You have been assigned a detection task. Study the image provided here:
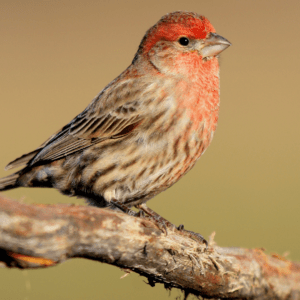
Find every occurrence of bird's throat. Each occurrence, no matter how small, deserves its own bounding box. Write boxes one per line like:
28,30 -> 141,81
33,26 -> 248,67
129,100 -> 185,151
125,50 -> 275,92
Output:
176,58 -> 220,132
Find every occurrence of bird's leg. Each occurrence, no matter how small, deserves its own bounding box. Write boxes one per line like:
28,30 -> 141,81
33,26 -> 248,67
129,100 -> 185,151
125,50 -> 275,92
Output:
110,201 -> 207,247
110,199 -> 138,217
136,203 -> 175,231
136,203 -> 207,247
109,200 -> 167,233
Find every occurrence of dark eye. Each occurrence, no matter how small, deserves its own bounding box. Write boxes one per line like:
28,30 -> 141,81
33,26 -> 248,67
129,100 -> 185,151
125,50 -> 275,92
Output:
178,37 -> 189,46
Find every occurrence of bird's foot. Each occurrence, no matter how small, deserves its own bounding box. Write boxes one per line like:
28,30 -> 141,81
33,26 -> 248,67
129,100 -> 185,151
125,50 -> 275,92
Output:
110,201 -> 171,234
135,203 -> 175,234
177,224 -> 208,248
110,201 -> 207,247
136,204 -> 207,247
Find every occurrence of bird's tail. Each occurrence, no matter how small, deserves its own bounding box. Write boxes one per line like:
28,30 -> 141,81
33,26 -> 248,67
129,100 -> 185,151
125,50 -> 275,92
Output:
0,172 -> 20,191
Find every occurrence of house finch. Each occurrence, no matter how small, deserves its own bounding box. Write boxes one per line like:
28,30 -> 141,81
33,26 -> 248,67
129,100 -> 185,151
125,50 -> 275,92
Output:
0,11 -> 230,235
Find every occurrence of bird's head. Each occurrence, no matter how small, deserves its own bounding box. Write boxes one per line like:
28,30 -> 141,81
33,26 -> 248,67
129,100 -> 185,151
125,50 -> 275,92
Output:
137,11 -> 231,76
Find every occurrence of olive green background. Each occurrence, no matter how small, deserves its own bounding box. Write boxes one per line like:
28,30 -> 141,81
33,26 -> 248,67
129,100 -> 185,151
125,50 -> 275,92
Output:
0,0 -> 299,299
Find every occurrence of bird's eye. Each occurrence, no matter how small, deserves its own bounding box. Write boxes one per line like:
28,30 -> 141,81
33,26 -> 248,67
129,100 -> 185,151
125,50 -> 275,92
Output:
178,37 -> 189,46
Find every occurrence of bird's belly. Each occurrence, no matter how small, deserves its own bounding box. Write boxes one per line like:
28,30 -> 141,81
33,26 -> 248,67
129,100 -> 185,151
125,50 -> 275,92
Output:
56,125 -> 210,207
100,137 -> 206,205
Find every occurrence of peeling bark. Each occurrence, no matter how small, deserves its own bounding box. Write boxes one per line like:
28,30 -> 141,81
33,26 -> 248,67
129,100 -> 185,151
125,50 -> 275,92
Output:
0,194 -> 299,299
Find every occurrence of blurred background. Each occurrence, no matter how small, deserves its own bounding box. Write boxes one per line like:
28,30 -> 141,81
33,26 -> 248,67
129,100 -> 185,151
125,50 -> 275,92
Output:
0,0 -> 299,299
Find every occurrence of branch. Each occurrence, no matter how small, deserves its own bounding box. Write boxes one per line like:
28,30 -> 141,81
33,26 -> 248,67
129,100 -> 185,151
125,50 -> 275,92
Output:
0,195 -> 299,299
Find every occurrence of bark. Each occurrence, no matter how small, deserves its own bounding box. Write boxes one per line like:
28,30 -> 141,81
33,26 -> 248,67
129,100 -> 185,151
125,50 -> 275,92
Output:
0,194 -> 299,299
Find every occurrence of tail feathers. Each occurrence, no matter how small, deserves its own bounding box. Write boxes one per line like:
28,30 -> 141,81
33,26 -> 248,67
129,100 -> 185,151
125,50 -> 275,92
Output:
5,149 -> 40,171
0,173 -> 20,191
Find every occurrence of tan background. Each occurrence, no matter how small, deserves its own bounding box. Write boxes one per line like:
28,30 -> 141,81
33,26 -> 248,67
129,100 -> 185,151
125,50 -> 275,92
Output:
1,0 -> 300,299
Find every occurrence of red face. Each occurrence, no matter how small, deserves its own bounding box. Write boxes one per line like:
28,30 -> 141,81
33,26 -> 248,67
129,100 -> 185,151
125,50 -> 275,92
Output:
142,12 -> 216,54
139,12 -> 230,78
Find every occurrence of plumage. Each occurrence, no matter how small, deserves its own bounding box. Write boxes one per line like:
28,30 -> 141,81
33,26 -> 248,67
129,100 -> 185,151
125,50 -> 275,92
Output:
0,11 -> 230,209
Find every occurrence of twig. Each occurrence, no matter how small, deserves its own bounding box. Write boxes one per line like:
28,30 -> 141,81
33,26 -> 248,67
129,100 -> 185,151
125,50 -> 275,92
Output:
0,194 -> 299,299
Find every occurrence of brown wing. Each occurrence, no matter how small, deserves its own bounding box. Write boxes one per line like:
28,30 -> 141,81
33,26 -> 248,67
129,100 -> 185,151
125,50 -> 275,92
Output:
5,99 -> 143,170
5,73 -> 159,170
29,105 -> 143,165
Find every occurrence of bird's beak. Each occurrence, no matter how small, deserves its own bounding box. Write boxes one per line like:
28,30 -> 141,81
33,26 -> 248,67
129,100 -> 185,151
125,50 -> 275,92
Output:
199,32 -> 231,58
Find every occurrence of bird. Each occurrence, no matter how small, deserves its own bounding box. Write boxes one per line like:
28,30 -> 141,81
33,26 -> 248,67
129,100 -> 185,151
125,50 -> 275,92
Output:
0,11 -> 230,236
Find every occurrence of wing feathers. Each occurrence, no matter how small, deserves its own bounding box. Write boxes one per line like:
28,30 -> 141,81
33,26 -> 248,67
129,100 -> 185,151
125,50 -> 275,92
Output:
7,76 -> 152,169
5,149 -> 40,170
29,112 -> 142,165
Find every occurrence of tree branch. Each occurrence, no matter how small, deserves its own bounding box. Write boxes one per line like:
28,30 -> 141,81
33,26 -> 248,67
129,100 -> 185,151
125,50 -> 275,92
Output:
0,194 -> 299,299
